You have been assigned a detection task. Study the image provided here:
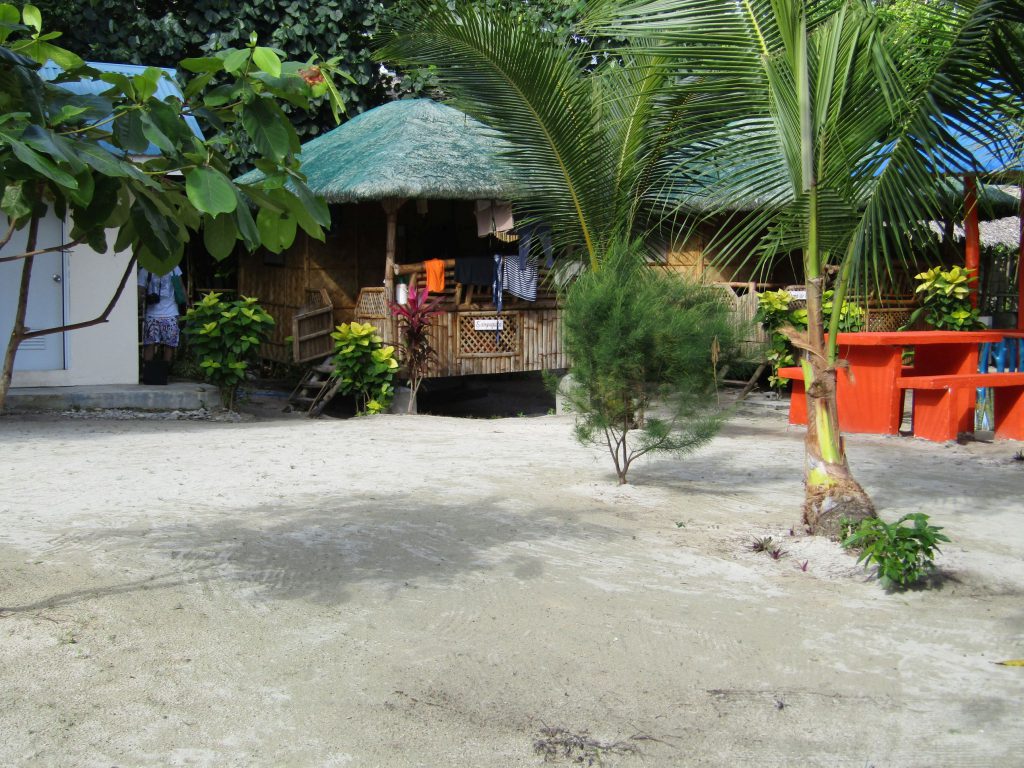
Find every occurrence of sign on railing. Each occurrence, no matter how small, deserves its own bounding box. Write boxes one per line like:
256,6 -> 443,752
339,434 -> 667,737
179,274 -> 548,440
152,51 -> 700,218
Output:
473,318 -> 505,331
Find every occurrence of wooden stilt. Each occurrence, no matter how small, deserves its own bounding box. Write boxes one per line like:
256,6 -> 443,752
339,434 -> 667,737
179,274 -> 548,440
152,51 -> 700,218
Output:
964,175 -> 980,309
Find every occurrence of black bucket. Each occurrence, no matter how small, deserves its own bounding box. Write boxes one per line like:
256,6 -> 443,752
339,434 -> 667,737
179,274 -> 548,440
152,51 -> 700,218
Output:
141,360 -> 169,386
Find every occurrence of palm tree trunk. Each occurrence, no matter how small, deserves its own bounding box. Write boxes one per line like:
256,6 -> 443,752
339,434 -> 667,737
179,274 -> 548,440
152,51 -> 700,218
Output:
795,18 -> 874,538
800,199 -> 875,537
0,214 -> 40,413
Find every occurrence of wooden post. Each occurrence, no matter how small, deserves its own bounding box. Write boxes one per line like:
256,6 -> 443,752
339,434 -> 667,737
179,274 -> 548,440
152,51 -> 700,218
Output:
964,175 -> 980,308
381,198 -> 406,304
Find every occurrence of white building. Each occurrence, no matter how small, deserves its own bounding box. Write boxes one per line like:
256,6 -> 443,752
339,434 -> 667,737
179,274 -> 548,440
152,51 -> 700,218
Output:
0,62 -> 200,388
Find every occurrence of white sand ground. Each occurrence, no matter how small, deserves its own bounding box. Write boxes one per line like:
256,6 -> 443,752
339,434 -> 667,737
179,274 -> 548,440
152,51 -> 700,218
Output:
1,407 -> 1023,767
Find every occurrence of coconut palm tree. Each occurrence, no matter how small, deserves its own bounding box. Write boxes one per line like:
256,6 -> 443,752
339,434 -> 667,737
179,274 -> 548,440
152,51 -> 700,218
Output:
593,0 -> 1024,535
380,0 -> 1024,535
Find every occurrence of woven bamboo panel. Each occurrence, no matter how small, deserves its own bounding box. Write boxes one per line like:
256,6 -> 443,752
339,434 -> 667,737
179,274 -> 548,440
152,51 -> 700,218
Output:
458,312 -> 520,357
865,308 -> 912,332
355,287 -> 388,319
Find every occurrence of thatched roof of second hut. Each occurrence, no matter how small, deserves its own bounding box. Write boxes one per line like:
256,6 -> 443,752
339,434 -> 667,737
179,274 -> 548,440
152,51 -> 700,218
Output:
247,98 -> 511,203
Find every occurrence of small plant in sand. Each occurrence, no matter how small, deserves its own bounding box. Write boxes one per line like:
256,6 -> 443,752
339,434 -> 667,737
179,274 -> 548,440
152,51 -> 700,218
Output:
559,240 -> 739,484
184,293 -> 275,411
389,284 -> 443,413
842,513 -> 950,588
329,322 -> 398,415
750,536 -> 786,560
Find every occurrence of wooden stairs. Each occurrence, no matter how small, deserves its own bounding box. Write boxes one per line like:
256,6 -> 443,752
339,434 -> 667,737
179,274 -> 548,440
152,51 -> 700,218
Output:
288,357 -> 342,417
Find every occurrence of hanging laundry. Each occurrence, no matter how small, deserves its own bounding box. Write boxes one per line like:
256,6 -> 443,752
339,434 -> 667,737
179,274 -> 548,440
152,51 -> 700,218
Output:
516,224 -> 554,269
475,199 -> 514,237
455,256 -> 494,287
492,254 -> 504,312
492,254 -> 504,347
503,253 -> 538,301
424,258 -> 446,293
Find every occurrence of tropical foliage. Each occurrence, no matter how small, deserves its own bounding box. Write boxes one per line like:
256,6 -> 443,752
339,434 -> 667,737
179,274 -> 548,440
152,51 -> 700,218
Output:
380,0 -> 1024,535
183,292 -> 275,410
907,266 -> 985,331
34,0 -> 587,141
0,3 -> 345,410
560,241 -> 739,484
756,289 -> 864,389
329,321 -> 398,415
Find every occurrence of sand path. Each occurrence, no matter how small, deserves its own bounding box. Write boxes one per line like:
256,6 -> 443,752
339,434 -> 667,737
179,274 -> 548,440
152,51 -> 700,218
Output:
1,411 -> 1022,766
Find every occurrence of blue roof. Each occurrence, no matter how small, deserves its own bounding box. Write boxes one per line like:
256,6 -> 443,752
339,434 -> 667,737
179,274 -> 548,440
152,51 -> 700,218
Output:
39,60 -> 203,155
937,122 -> 1022,176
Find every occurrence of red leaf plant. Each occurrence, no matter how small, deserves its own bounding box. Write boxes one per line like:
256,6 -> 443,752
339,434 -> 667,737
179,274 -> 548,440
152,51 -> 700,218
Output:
389,284 -> 444,413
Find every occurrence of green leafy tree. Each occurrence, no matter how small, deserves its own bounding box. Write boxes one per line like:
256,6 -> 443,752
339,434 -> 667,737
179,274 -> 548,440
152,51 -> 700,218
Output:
34,0 -> 380,139
381,0 -> 1024,536
561,241 -> 739,484
0,4 -> 346,410
34,0 -> 589,141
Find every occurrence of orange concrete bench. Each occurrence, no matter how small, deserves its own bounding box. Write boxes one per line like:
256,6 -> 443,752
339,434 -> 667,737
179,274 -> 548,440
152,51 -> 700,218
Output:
896,372 -> 1024,442
779,365 -> 913,432
778,366 -> 807,426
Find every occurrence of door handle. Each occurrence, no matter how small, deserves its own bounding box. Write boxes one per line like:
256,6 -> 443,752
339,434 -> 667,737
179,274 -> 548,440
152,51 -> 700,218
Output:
52,273 -> 62,283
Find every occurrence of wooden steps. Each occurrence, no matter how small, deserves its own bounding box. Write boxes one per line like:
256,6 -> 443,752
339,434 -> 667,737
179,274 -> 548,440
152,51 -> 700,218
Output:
288,357 -> 343,417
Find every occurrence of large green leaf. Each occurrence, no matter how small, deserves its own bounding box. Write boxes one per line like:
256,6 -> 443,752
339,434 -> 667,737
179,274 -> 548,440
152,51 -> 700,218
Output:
203,213 -> 237,261
241,97 -> 292,160
252,47 -> 282,77
256,206 -> 297,253
113,111 -> 148,153
1,133 -> 78,188
185,167 -> 237,215
1,182 -> 31,220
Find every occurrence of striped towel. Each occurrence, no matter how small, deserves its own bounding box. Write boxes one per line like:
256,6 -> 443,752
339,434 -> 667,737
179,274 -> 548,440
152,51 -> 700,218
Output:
502,254 -> 537,301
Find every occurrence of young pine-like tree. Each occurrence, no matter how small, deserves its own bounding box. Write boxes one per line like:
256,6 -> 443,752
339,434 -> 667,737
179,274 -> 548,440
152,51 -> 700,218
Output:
561,241 -> 740,484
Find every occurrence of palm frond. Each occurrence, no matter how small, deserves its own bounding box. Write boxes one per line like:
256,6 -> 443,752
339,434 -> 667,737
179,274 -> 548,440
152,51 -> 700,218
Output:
378,2 -> 622,267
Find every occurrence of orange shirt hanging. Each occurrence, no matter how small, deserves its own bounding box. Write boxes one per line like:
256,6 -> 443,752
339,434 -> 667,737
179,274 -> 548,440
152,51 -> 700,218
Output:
424,259 -> 445,293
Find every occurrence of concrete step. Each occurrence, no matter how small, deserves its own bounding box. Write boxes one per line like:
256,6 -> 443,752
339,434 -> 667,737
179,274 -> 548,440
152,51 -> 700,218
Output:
6,382 -> 222,412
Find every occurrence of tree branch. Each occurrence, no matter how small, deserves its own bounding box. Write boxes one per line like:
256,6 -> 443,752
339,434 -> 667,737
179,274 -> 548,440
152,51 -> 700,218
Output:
0,239 -> 82,263
0,219 -> 16,250
22,254 -> 138,340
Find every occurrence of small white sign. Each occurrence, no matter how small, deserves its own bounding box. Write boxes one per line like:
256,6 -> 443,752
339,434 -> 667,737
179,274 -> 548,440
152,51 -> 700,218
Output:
474,318 -> 504,331
787,289 -> 807,300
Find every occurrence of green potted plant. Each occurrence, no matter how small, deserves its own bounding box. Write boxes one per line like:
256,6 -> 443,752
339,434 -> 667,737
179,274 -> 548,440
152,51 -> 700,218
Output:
329,322 -> 398,415
183,293 -> 275,411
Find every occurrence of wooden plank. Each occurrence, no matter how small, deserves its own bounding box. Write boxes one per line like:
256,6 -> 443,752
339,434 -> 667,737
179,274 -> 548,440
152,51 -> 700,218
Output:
897,372 -> 1024,390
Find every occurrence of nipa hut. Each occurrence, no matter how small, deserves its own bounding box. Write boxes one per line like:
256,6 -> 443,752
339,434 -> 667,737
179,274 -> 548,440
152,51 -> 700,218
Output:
237,98 -> 568,376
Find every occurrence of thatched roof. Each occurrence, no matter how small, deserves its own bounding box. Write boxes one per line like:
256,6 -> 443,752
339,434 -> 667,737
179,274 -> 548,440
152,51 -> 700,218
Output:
239,99 -> 511,202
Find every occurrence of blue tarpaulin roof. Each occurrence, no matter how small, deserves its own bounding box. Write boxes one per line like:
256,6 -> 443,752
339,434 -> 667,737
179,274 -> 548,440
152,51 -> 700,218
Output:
39,60 -> 203,155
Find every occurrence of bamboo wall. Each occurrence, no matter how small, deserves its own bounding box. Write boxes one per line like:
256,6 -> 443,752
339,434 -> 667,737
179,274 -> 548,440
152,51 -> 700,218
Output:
238,203 -> 389,361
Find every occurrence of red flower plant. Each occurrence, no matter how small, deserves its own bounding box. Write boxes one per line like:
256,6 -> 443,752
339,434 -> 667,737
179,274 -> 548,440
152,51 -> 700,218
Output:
389,284 -> 444,413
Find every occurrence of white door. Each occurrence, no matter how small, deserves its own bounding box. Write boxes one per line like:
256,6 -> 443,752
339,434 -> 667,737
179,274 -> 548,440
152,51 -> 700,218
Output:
0,215 -> 66,371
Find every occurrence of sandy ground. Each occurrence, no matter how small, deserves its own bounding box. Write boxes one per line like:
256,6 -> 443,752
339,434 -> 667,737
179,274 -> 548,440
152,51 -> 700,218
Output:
1,404 -> 1023,767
